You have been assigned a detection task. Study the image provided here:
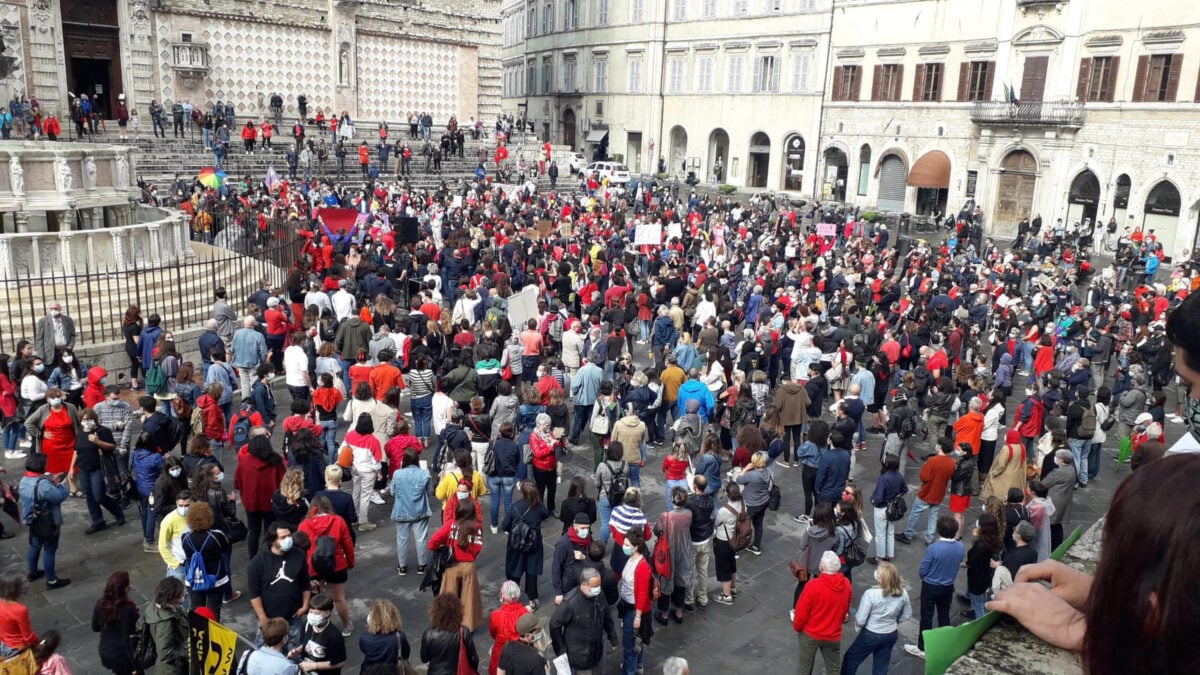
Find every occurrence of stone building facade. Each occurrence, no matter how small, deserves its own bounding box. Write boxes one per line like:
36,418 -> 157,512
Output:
3,0 -> 500,129
502,0 -> 1200,258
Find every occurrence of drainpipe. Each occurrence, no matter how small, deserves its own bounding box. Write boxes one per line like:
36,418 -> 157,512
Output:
812,1 -> 836,202
655,0 -> 669,176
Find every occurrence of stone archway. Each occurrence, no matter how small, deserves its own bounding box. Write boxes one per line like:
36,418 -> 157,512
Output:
782,134 -> 805,192
1067,170 -> 1100,228
669,125 -> 688,175
708,128 -> 729,183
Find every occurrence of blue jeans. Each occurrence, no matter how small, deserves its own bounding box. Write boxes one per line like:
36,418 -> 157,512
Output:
968,591 -> 988,619
598,496 -> 613,543
411,395 -> 433,440
139,495 -> 155,544
665,479 -> 689,510
27,533 -> 59,580
3,422 -> 23,450
1069,438 -> 1089,485
655,406 -> 672,442
487,475 -> 515,528
621,607 -> 644,675
628,463 -> 641,488
394,519 -> 430,569
840,628 -> 898,675
340,358 -> 354,394
903,498 -> 940,544
321,420 -> 339,465
570,403 -> 591,444
79,466 -> 124,526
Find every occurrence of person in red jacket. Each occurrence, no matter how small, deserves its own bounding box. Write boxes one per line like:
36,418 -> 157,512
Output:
298,495 -> 356,633
228,403 -> 265,454
234,436 -> 286,559
81,367 -> 108,409
240,120 -> 257,154
259,119 -> 273,149
529,414 -> 561,510
619,528 -> 655,675
42,114 -> 60,141
358,141 -> 370,177
793,551 -> 853,675
196,384 -> 227,449
428,500 -> 485,630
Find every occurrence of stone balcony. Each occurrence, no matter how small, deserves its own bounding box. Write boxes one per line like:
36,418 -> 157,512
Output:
171,42 -> 210,84
970,100 -> 1085,128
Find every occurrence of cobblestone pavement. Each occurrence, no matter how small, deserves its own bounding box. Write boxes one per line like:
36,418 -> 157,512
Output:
0,366 -> 1170,674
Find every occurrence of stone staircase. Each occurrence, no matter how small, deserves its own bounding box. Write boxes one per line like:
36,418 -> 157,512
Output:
118,130 -> 560,193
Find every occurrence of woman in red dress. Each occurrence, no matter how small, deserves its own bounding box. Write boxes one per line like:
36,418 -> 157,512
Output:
25,388 -> 80,494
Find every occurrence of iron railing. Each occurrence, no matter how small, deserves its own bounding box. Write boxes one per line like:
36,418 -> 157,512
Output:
970,100 -> 1085,127
0,234 -> 304,354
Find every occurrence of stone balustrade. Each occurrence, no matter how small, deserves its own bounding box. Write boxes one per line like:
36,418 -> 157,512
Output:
0,206 -> 194,280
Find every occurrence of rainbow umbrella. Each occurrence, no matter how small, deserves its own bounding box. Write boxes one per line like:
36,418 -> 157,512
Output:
197,167 -> 226,189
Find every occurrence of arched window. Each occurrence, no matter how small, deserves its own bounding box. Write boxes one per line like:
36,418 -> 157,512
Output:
782,134 -> 805,191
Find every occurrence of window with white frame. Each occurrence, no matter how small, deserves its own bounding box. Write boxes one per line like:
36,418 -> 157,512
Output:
628,57 -> 643,93
798,0 -> 816,9
598,0 -> 610,25
733,0 -> 749,15
696,55 -> 714,92
764,0 -> 781,12
702,0 -> 717,17
594,59 -> 608,92
542,2 -> 552,32
563,0 -> 577,30
753,55 -> 780,92
526,64 -> 536,95
564,57 -> 577,92
726,54 -> 745,93
790,52 -> 812,92
668,58 -> 686,94
542,59 -> 553,94
672,0 -> 687,21
631,0 -> 644,23
527,2 -> 536,36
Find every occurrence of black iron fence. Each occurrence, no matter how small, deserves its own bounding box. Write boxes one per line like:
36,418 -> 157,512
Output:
0,237 -> 304,354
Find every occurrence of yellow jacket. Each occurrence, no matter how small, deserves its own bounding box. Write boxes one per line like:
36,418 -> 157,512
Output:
158,510 -> 189,569
435,469 -> 488,503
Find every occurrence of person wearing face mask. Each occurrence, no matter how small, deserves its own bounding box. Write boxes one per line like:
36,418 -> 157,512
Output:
551,513 -> 594,608
17,357 -> 49,443
549,567 -> 618,674
502,481 -> 550,611
72,408 -> 126,534
248,523 -> 311,649
496,613 -> 548,675
46,349 -> 87,409
24,387 -> 81,496
158,491 -> 193,584
616,528 -> 654,675
289,593 -> 346,673
143,576 -> 189,675
33,301 -> 75,367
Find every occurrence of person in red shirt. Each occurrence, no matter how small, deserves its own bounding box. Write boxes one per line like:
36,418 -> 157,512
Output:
348,351 -> 372,394
897,438 -> 957,545
233,436 -> 286,559
263,297 -> 289,375
661,442 -> 691,510
358,141 -> 371,178
368,350 -> 404,401
427,500 -> 485,630
240,120 -> 257,154
0,569 -> 38,653
259,120 -> 273,149
297,496 -> 355,630
793,551 -> 853,673
280,399 -> 322,439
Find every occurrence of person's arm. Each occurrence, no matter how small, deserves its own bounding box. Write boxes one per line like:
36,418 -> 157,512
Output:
855,590 -> 875,630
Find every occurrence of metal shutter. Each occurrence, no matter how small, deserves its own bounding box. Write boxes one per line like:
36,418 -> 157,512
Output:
878,156 -> 907,212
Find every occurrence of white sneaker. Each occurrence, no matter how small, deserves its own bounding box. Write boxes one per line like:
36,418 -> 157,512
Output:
370,493 -> 386,505
904,645 -> 925,659
1167,414 -> 1184,424
4,450 -> 26,459
490,525 -> 499,535
17,439 -> 31,449
789,609 -> 795,622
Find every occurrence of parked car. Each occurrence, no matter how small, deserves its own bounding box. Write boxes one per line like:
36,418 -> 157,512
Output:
584,161 -> 632,184
566,152 -> 587,174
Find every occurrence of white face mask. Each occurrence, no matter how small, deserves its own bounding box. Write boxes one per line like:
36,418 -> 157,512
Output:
456,490 -> 469,500
575,526 -> 590,538
278,536 -> 294,552
586,585 -> 601,598
176,505 -> 189,517
216,472 -> 225,482
169,468 -> 182,478
48,397 -> 62,407
307,612 -> 327,628
62,356 -> 73,364
81,420 -> 96,431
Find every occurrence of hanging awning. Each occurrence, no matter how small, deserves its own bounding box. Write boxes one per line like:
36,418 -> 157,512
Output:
907,150 -> 950,189
586,129 -> 609,143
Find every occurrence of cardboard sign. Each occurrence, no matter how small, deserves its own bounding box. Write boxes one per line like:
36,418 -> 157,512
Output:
634,223 -> 663,246
507,285 -> 540,328
817,222 -> 837,237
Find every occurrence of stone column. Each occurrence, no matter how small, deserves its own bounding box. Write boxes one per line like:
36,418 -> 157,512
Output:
148,222 -> 162,266
93,207 -> 105,229
111,230 -> 126,271
0,237 -> 12,281
58,231 -> 73,275
14,212 -> 29,233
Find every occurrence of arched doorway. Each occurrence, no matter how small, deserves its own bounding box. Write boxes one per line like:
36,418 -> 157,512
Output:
747,132 -> 770,188
782,135 -> 805,192
1112,174 -> 1131,225
877,154 -> 907,212
994,149 -> 1038,238
1143,181 -> 1181,259
561,108 -> 576,149
708,129 -> 729,183
823,147 -> 848,201
909,150 -> 951,217
62,0 -> 123,118
856,145 -> 871,196
1067,170 -> 1100,229
669,126 -> 688,176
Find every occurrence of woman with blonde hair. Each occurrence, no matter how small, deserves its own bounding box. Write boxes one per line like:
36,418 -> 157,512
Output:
358,598 -> 411,671
841,560 -> 912,674
270,467 -> 310,531
734,451 -> 773,555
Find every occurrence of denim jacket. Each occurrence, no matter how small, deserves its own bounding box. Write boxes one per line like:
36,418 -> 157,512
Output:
390,466 -> 432,522
19,475 -> 68,527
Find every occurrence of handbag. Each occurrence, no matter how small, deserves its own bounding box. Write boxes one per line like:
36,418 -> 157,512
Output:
224,514 -> 249,544
589,400 -> 612,435
789,546 -> 812,582
456,626 -> 478,675
397,632 -> 419,675
28,479 -> 59,540
839,524 -> 867,567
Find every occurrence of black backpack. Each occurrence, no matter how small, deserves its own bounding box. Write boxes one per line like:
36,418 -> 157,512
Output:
604,461 -> 628,505
312,535 -> 338,576
509,506 -> 540,554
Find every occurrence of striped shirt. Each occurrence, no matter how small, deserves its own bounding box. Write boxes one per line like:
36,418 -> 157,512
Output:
93,399 -> 134,450
609,504 -> 647,542
407,369 -> 435,398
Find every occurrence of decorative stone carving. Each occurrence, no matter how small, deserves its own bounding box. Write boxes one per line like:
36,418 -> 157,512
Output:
30,0 -> 51,27
114,154 -> 129,189
8,156 -> 23,196
0,238 -> 11,280
54,154 -> 72,193
129,0 -> 151,33
83,155 -> 97,190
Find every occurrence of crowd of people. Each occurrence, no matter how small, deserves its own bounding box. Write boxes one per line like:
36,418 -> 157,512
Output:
0,131 -> 1198,675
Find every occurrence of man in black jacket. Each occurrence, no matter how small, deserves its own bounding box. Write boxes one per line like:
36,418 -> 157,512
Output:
683,476 -> 715,611
550,567 -> 618,673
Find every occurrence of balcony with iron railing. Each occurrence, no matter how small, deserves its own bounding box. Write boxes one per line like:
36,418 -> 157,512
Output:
969,100 -> 1085,127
